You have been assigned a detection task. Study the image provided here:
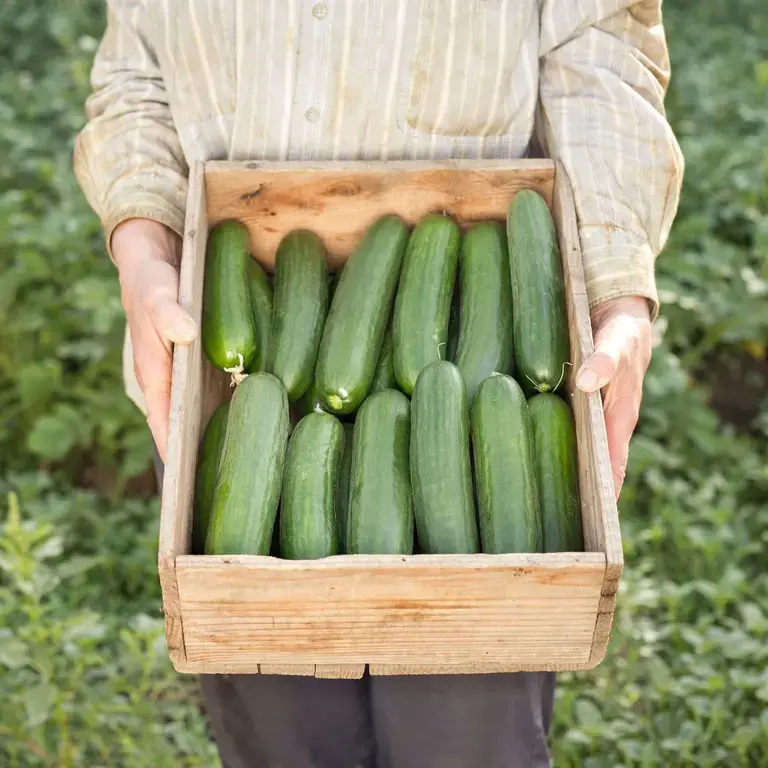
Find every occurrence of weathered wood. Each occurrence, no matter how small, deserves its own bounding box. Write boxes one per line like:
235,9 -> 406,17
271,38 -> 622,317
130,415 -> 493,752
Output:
552,162 -> 623,665
174,554 -> 604,670
159,160 -> 207,668
204,159 -> 556,270
157,158 -> 622,675
314,665 -> 367,680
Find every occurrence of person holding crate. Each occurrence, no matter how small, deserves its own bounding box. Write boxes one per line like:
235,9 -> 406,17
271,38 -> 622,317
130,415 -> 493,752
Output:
74,2 -> 683,766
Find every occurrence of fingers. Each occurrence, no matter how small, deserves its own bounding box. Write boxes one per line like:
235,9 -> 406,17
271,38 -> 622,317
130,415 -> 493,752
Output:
137,339 -> 172,463
603,378 -> 641,500
576,314 -> 637,393
575,299 -> 653,500
130,313 -> 173,462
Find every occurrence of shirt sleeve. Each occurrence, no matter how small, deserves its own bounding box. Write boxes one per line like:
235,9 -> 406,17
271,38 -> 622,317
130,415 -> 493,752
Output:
537,0 -> 684,319
73,2 -> 188,257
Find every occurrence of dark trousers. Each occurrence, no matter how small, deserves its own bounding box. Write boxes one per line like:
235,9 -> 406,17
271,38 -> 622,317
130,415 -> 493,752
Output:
153,448 -> 556,768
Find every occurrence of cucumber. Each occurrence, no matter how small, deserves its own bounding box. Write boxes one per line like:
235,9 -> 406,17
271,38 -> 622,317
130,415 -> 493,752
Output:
280,413 -> 344,560
205,373 -> 290,555
471,374 -> 542,553
347,390 -> 413,555
267,230 -> 329,401
445,274 -> 460,363
192,402 -> 229,554
336,422 -> 355,551
507,190 -> 569,395
455,222 -> 514,403
315,215 -> 409,414
202,220 -> 257,371
410,361 -> 479,554
246,257 -> 273,373
529,394 -> 583,552
369,326 -> 397,394
393,215 -> 461,394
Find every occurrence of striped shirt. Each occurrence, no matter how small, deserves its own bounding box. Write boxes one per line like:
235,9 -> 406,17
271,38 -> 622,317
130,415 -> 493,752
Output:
74,0 -> 683,412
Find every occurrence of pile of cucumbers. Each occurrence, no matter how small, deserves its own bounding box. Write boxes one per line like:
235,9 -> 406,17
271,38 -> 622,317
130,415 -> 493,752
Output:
194,190 -> 583,559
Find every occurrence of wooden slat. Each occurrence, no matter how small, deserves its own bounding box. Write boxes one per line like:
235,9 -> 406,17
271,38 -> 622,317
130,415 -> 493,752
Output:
552,162 -> 623,665
159,160 -> 208,670
204,159 -> 555,270
314,665 -> 367,680
260,665 -> 316,676
174,553 -> 604,670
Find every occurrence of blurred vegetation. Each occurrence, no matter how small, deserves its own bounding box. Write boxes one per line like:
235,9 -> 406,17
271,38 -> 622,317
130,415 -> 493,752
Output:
0,0 -> 766,765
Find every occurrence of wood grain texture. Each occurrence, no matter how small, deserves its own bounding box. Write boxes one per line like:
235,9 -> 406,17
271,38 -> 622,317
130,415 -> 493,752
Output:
552,162 -> 623,665
204,159 -> 555,270
174,553 -> 604,670
259,665 -> 316,676
159,161 -> 208,669
314,665 -> 367,679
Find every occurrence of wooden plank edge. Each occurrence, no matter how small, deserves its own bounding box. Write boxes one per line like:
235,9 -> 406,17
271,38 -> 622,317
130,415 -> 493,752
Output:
159,158 -> 206,560
175,551 -> 607,570
171,660 -> 598,676
158,555 -> 187,671
260,665 -> 316,676
205,158 -> 557,174
158,160 -> 207,674
553,162 -> 623,571
369,660 -> 594,675
314,665 -> 366,680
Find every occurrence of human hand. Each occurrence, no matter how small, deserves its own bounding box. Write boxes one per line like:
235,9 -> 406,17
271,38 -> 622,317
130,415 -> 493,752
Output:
575,296 -> 653,500
113,219 -> 197,462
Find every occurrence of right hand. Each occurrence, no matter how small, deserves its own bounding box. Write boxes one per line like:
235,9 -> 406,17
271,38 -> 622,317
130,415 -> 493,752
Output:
112,218 -> 197,462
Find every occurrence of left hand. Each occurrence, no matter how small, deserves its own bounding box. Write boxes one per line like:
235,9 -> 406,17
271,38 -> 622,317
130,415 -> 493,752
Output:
575,296 -> 652,500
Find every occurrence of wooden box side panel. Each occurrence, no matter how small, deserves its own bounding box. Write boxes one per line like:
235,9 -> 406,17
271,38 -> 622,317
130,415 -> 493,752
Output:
552,162 -> 623,664
158,161 -> 209,668
203,159 -> 555,269
175,553 -> 604,671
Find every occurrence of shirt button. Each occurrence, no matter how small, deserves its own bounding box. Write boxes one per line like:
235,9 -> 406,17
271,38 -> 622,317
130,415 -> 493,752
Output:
312,3 -> 328,20
305,107 -> 320,123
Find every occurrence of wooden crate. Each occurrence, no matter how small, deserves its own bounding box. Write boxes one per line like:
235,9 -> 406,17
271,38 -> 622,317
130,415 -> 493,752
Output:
159,159 -> 622,678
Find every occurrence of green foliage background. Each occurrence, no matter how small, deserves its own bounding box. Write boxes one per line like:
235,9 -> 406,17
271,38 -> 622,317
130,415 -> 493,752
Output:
0,1 -> 766,765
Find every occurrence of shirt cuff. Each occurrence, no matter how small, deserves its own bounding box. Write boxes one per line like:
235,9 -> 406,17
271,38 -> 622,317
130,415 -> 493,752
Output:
103,201 -> 186,264
580,241 -> 660,322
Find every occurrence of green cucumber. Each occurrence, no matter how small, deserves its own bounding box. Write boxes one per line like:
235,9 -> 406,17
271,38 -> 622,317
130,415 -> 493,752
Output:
507,190 -> 569,395
192,402 -> 229,554
347,390 -> 413,554
455,222 -> 514,403
445,275 -> 460,363
280,413 -> 344,560
246,257 -> 273,373
267,230 -> 329,401
369,326 -> 397,394
202,220 -> 257,371
315,215 -> 409,414
529,394 -> 583,552
410,361 -> 479,554
393,215 -> 461,394
205,373 -> 290,555
335,422 -> 355,551
471,374 -> 542,553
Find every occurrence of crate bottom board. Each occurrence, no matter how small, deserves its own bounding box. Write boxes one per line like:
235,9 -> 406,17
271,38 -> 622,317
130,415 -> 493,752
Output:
168,552 -> 607,675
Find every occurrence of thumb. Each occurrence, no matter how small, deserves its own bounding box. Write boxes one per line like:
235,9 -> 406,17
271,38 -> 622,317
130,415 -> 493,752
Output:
575,318 -> 629,393
150,292 -> 198,346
